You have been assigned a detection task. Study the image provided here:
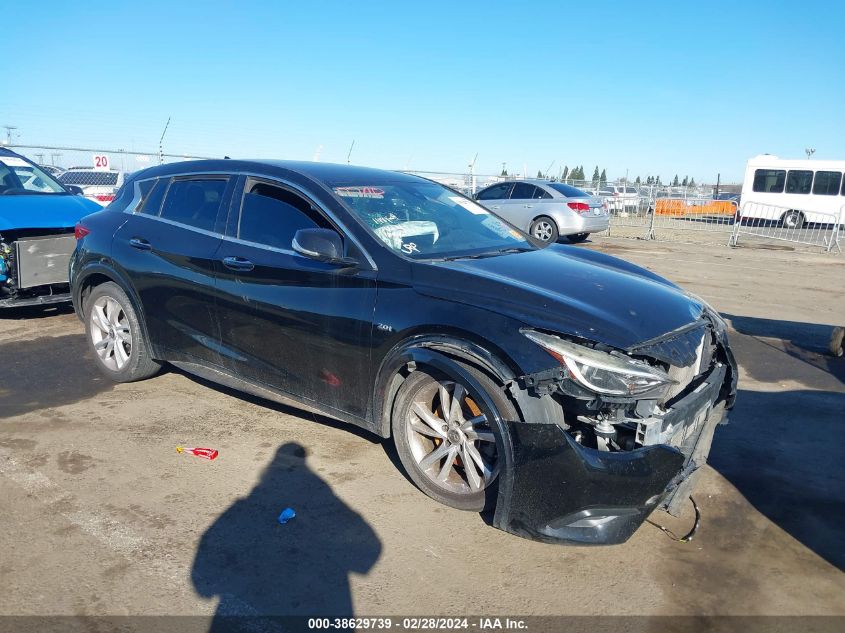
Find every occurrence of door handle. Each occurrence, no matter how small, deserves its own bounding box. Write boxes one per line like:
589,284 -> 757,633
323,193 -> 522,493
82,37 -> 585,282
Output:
129,237 -> 151,251
222,256 -> 255,272
525,204 -> 534,208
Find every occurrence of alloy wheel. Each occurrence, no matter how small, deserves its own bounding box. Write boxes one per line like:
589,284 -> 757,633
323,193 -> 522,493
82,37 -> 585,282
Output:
532,221 -> 554,242
405,379 -> 499,495
89,296 -> 132,371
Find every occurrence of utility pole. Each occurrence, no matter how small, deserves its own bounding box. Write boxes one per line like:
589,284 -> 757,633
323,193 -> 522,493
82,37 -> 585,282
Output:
3,125 -> 18,145
50,152 -> 62,166
159,117 -> 171,165
35,153 -> 45,165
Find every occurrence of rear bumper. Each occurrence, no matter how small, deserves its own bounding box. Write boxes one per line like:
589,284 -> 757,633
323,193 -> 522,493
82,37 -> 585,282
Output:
566,214 -> 609,234
494,362 -> 732,544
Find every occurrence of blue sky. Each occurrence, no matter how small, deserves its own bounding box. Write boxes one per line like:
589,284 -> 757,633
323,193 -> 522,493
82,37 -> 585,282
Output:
2,0 -> 843,182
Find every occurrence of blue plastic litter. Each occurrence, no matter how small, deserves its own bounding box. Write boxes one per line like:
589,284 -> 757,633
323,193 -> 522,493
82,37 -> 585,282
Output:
277,507 -> 296,524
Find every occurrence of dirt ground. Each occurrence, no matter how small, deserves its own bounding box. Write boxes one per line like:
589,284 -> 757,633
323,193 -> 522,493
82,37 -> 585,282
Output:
1,236 -> 843,620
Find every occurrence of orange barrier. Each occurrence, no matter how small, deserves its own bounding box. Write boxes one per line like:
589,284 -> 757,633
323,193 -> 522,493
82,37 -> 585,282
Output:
655,199 -> 737,216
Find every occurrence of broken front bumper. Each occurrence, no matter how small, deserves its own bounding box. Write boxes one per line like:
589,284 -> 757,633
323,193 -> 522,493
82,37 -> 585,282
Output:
494,363 -> 730,545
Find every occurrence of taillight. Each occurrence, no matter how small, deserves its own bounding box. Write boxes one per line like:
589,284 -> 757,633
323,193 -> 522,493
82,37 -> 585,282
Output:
94,194 -> 115,202
74,223 -> 90,240
567,202 -> 590,213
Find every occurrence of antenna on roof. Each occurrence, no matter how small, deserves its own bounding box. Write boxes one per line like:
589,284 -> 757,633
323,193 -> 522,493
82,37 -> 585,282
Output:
347,140 -> 355,165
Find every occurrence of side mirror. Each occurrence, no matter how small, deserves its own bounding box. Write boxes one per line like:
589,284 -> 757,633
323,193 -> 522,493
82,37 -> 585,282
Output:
292,228 -> 358,267
64,185 -> 84,195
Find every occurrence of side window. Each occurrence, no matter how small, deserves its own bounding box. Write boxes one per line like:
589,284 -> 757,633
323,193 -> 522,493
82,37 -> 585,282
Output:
752,169 -> 785,193
511,183 -> 537,199
238,181 -> 331,250
137,178 -> 168,215
812,171 -> 842,196
160,178 -> 228,231
785,170 -> 813,194
476,183 -> 512,200
533,187 -> 552,199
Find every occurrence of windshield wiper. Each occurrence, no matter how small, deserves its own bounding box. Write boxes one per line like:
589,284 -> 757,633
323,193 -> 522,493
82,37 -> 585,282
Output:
439,246 -> 534,261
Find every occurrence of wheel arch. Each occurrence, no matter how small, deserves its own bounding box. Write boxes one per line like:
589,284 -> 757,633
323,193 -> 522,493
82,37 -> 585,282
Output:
74,263 -> 155,358
371,331 -> 522,439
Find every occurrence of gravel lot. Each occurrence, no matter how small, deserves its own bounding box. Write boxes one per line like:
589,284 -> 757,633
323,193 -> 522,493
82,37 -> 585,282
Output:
1,237 -> 843,622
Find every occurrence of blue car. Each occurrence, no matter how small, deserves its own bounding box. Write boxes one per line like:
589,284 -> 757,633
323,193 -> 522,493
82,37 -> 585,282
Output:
0,148 -> 101,307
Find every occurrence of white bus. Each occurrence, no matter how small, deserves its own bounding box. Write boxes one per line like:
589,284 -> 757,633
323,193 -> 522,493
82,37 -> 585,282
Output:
740,155 -> 845,228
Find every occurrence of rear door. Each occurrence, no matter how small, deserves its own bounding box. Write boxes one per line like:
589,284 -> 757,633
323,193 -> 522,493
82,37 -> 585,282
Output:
112,174 -> 235,365
213,176 -> 377,418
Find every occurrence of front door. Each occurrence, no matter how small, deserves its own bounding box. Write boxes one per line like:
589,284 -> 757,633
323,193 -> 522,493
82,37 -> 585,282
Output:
214,177 -> 377,418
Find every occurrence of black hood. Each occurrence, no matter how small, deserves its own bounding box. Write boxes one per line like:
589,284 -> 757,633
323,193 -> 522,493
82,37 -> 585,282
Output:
413,245 -> 704,350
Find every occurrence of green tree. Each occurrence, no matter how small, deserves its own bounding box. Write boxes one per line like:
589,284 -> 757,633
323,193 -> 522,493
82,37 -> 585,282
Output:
562,165 -> 569,181
672,174 -> 679,186
591,166 -> 600,186
682,176 -> 689,187
656,175 -> 662,185
689,177 -> 696,187
599,169 -> 607,187
537,170 -> 544,179
635,176 -> 641,184
501,167 -> 508,177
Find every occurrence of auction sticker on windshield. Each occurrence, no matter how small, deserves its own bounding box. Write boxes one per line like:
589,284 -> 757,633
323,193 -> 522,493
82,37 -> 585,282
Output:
335,186 -> 385,198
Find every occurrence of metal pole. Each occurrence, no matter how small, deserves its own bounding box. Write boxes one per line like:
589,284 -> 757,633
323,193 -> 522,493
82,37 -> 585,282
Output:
159,117 -> 171,165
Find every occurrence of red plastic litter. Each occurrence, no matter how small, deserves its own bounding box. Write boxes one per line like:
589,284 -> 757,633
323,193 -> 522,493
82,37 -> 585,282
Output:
176,446 -> 219,460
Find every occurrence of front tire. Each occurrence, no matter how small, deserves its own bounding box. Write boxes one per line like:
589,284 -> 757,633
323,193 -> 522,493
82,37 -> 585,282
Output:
529,216 -> 559,244
391,363 -> 515,512
85,282 -> 161,382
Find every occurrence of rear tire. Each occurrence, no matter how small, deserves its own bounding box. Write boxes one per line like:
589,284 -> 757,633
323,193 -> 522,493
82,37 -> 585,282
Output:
85,282 -> 161,383
782,210 -> 805,230
568,233 -> 589,243
391,363 -> 516,512
529,216 -> 559,244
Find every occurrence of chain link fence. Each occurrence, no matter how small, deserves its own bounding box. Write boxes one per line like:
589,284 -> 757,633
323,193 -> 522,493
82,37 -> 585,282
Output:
18,143 -> 839,254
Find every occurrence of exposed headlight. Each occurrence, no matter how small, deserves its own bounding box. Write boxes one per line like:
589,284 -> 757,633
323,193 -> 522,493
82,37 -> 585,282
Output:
522,330 -> 676,398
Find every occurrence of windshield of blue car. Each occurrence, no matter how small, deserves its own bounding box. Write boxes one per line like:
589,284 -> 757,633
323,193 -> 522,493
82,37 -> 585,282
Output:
0,157 -> 66,195
333,181 -> 534,259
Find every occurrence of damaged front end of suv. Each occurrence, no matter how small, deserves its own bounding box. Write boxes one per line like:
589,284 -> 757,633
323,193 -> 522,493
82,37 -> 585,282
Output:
493,306 -> 738,545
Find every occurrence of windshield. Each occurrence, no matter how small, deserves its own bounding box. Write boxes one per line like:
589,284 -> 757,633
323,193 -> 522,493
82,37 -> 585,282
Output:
333,181 -> 533,259
0,156 -> 66,195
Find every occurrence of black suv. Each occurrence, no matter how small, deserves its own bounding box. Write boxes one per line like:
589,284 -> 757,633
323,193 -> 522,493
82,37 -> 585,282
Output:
70,159 -> 737,544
